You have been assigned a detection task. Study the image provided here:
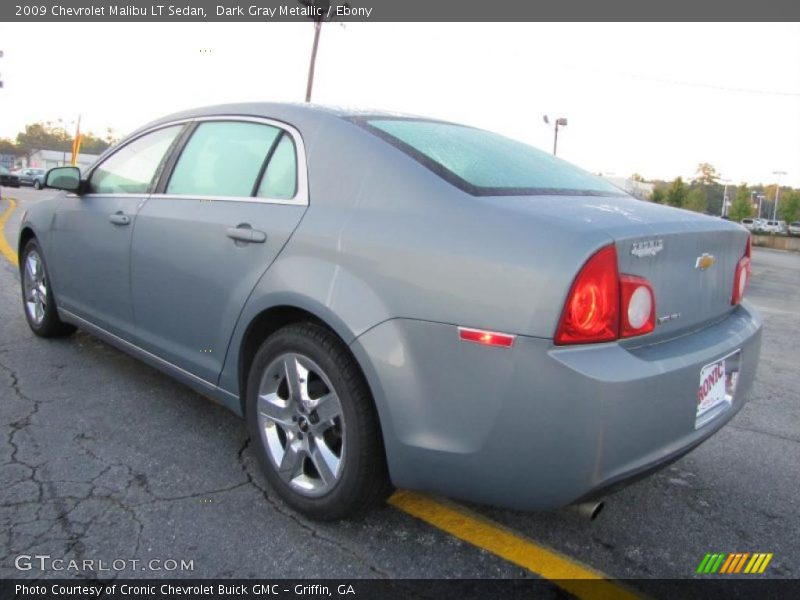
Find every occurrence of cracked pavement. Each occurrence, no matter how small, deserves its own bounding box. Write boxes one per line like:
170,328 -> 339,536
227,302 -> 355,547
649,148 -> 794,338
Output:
1,187 -> 799,582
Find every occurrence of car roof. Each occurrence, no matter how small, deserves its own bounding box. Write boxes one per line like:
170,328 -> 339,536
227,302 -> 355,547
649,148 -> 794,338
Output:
134,102 -> 420,136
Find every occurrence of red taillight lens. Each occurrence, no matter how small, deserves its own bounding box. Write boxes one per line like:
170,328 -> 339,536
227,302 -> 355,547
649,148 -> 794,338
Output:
619,275 -> 655,337
731,235 -> 752,305
731,257 -> 751,305
555,245 -> 620,345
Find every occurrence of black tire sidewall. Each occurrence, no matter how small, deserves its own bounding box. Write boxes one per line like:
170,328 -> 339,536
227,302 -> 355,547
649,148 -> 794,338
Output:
245,324 -> 382,520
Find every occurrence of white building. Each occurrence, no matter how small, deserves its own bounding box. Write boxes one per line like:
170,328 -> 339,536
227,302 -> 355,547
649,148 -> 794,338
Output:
25,149 -> 100,171
600,176 -> 655,200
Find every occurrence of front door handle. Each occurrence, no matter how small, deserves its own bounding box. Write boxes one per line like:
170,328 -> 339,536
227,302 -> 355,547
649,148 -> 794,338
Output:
109,212 -> 131,226
226,225 -> 267,244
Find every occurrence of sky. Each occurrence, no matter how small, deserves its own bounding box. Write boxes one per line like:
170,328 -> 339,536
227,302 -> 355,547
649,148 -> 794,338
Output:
0,22 -> 798,186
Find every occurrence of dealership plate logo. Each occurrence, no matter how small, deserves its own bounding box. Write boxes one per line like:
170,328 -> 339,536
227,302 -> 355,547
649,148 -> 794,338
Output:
695,253 -> 716,270
631,239 -> 663,258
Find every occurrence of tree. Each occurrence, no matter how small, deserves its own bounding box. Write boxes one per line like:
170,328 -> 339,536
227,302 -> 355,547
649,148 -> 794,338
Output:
630,173 -> 645,182
684,187 -> 708,213
650,186 -> 665,204
728,185 -> 755,222
77,132 -> 112,155
15,122 -> 71,155
779,189 -> 800,224
693,163 -> 720,185
0,138 -> 24,157
10,121 -> 117,158
665,177 -> 688,207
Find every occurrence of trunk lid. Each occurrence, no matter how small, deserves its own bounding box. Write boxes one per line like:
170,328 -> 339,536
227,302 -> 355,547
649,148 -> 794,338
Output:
480,193 -> 751,341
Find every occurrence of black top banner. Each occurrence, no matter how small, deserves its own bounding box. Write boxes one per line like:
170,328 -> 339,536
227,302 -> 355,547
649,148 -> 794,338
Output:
3,0 -> 800,22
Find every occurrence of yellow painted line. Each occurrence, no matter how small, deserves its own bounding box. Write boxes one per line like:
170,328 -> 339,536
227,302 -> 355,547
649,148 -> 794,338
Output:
389,490 -> 642,600
0,197 -> 19,266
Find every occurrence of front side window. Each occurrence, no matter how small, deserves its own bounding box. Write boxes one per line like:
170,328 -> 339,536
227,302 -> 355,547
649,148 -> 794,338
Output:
359,118 -> 623,197
167,121 -> 283,197
89,125 -> 182,194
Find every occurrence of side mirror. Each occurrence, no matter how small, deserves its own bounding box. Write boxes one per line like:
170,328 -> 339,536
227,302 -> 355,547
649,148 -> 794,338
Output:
45,167 -> 82,192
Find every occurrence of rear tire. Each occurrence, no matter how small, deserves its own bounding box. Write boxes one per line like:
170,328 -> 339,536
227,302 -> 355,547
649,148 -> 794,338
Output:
20,239 -> 75,338
246,322 -> 391,520
33,180 -> 42,190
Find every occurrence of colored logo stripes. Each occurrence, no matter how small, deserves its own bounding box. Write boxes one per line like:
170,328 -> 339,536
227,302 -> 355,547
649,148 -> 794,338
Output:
697,552 -> 773,574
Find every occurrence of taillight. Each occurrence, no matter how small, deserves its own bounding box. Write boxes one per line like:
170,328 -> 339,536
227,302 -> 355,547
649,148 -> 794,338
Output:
731,235 -> 752,305
554,245 -> 620,344
619,275 -> 655,337
555,244 -> 657,345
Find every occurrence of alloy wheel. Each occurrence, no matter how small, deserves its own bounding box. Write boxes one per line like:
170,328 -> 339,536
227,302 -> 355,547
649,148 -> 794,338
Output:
23,250 -> 47,326
256,352 -> 346,497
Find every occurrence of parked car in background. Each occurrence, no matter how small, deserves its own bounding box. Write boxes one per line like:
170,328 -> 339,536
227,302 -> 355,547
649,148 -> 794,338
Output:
788,222 -> 800,236
18,103 -> 762,520
14,167 -> 47,189
0,165 -> 21,188
760,220 -> 787,235
740,218 -> 756,231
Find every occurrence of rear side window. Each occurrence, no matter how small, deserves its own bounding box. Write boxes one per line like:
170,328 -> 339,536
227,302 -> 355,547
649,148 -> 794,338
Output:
89,125 -> 183,194
257,134 -> 297,199
359,118 -> 622,197
167,121 -> 282,197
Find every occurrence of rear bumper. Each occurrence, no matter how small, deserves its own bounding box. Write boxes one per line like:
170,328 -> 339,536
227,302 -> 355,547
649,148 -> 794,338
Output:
351,302 -> 762,510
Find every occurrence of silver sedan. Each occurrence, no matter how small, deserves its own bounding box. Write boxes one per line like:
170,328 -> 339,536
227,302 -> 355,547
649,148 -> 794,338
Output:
19,103 -> 761,520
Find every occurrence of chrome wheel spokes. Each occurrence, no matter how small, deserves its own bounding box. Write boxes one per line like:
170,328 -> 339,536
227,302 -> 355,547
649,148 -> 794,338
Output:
257,353 -> 345,496
23,251 -> 47,326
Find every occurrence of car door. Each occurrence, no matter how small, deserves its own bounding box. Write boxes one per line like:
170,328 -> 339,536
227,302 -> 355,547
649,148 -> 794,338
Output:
49,124 -> 185,339
130,117 -> 308,384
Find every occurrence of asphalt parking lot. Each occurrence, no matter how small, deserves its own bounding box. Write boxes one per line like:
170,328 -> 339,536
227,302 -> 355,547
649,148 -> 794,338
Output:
1,187 -> 798,591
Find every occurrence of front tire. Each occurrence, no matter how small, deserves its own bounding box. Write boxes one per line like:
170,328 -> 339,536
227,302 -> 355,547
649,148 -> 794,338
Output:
33,180 -> 42,190
20,239 -> 75,338
246,323 -> 391,520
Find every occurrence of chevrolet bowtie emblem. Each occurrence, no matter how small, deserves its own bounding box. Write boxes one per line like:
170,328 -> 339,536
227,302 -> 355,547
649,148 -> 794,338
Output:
695,253 -> 716,270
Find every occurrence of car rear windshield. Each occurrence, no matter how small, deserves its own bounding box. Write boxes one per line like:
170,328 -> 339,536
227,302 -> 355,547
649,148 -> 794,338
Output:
356,117 -> 624,197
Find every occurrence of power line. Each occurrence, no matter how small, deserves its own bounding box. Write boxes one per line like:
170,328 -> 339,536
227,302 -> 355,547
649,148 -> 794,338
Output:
615,70 -> 800,98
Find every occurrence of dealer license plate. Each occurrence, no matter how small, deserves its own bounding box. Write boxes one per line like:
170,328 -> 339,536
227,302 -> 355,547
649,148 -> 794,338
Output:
695,350 -> 740,429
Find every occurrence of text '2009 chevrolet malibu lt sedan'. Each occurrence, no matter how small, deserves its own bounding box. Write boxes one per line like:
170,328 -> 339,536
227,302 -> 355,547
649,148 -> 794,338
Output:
19,103 -> 761,520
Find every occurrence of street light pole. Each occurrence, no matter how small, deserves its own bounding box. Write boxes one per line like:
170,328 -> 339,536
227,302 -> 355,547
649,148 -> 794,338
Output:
544,116 -> 568,156
718,177 -> 731,217
772,170 -> 787,222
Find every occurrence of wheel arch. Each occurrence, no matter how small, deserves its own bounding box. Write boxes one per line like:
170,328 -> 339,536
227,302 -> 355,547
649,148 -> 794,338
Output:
18,226 -> 37,261
235,302 -> 367,419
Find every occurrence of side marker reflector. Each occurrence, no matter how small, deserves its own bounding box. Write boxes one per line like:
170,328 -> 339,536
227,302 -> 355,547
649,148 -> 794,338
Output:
458,327 -> 515,348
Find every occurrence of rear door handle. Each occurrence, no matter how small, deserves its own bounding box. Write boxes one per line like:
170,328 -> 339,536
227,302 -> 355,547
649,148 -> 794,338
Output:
109,212 -> 131,226
226,225 -> 267,244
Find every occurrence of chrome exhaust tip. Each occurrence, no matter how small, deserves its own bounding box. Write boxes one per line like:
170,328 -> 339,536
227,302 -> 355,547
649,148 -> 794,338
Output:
572,500 -> 605,521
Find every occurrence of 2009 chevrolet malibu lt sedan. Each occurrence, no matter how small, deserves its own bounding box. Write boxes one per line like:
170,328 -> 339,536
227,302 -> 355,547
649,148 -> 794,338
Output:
19,103 -> 762,520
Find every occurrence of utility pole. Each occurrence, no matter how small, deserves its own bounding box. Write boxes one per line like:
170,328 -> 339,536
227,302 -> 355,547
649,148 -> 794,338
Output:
305,20 -> 322,102
0,49 -> 4,89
